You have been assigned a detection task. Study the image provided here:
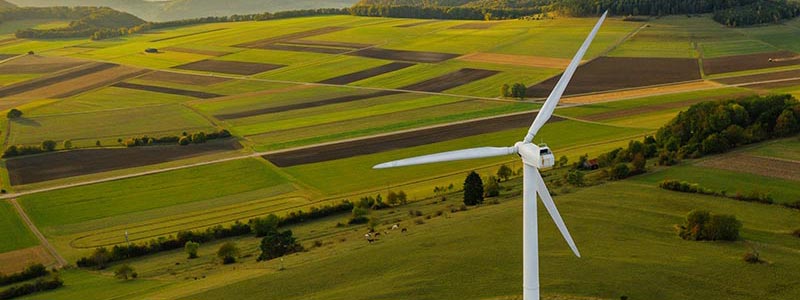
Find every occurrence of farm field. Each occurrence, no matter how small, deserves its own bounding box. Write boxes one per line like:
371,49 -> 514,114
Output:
0,10 -> 799,300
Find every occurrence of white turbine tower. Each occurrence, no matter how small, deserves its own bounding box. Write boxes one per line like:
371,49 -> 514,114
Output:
373,11 -> 608,300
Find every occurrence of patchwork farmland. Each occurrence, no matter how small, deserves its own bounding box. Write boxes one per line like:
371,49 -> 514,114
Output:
0,11 -> 798,300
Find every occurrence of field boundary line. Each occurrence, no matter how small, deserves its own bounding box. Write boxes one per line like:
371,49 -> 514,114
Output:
9,198 -> 67,268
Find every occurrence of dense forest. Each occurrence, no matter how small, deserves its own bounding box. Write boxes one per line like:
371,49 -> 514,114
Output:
0,7 -> 145,39
7,0 -> 353,21
354,0 -> 800,25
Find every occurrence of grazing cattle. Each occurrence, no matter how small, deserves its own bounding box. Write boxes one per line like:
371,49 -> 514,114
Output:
401,228 -> 408,233
391,224 -> 400,230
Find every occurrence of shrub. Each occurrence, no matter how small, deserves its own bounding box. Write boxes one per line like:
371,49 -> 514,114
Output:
62,140 -> 72,150
565,169 -> 585,186
743,251 -> 761,264
483,176 -> 500,198
178,136 -> 190,146
217,242 -> 239,264
705,214 -> 742,241
609,163 -> 630,180
191,132 -> 206,144
6,109 -> 22,119
0,276 -> 62,299
40,140 -> 57,152
257,230 -> 302,261
114,264 -> 136,280
251,214 -> 280,237
184,241 -> 199,259
496,164 -> 513,181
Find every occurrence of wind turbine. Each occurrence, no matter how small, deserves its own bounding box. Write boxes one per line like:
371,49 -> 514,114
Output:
373,11 -> 608,300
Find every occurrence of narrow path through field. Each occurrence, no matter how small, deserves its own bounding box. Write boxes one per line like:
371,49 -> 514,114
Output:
8,198 -> 66,267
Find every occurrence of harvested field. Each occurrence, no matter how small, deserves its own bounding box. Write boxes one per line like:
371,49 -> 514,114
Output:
713,69 -> 800,85
0,54 -> 15,60
741,79 -> 800,90
7,65 -> 149,99
289,39 -> 373,49
527,57 -> 701,97
347,48 -> 460,63
162,46 -> 231,57
402,68 -> 500,92
138,71 -> 231,86
150,28 -> 228,42
0,246 -> 54,274
264,113 -> 563,167
697,153 -> 800,181
318,62 -> 415,85
112,82 -> 223,99
458,52 -> 571,69
263,43 -> 352,54
6,139 -> 242,185
449,22 -> 496,29
0,55 -> 87,74
173,59 -> 284,75
395,20 -> 440,27
216,68 -> 498,119
236,27 -> 346,48
703,51 -> 800,75
0,62 -> 118,98
216,90 -> 398,119
561,81 -> 723,104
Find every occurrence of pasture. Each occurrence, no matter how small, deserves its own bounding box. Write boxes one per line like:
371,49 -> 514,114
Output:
0,201 -> 38,253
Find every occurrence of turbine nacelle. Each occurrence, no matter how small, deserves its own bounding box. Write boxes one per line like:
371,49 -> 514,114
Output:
515,142 -> 555,169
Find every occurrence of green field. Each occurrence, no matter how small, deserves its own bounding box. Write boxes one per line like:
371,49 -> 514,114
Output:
0,201 -> 38,253
747,138 -> 800,161
19,159 -> 293,231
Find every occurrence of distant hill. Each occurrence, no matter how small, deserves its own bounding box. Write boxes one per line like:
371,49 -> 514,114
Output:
3,6 -> 146,39
0,0 -> 17,9
7,0 -> 354,21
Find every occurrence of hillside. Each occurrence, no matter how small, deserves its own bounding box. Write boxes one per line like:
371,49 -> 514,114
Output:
0,0 -> 16,9
7,0 -> 354,21
4,6 -> 145,39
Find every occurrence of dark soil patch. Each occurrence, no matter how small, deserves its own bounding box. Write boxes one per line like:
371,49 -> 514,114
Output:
527,57 -> 701,97
395,20 -> 440,28
162,47 -> 231,57
138,71 -> 230,86
216,68 -> 498,119
215,90 -> 399,120
318,62 -> 415,85
264,113 -> 564,167
403,68 -> 499,92
112,82 -> 222,99
288,40 -> 373,49
6,139 -> 242,185
150,28 -> 228,42
173,59 -> 284,75
713,69 -> 800,85
54,68 -> 152,99
0,62 -> 117,97
741,78 -> 800,90
703,51 -> 800,75
263,44 -> 352,55
449,22 -> 495,29
347,48 -> 460,63
236,27 -> 347,48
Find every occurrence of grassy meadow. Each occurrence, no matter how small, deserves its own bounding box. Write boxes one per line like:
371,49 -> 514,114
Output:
0,201 -> 38,253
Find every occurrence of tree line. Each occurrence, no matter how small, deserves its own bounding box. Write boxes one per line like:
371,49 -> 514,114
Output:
0,6 -> 145,40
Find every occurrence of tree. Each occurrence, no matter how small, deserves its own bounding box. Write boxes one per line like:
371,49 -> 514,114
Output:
178,136 -> 190,146
511,83 -> 527,100
775,109 -> 799,137
114,264 -> 137,280
558,155 -> 568,168
7,108 -> 22,119
251,214 -> 280,237
258,230 -> 302,261
705,214 -> 741,241
40,140 -> 56,152
217,242 -> 239,264
397,191 -> 408,205
95,140 -> 101,147
387,191 -> 399,206
191,132 -> 206,144
484,176 -> 500,197
609,163 -> 630,180
679,210 -> 711,241
62,140 -> 72,150
185,241 -> 200,259
496,164 -> 512,181
90,247 -> 110,269
631,153 -> 646,173
500,84 -> 510,98
565,169 -> 585,186
349,207 -> 369,224
463,171 -> 484,206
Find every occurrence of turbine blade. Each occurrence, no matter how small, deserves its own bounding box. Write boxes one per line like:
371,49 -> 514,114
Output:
531,167 -> 581,258
373,147 -> 515,169
523,10 -> 608,143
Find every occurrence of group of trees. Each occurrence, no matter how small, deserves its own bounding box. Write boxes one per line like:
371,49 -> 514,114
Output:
574,137 -> 656,180
77,201 -> 354,267
678,210 -> 742,241
350,4 -> 541,20
0,6 -> 146,40
659,179 -> 774,204
656,94 -> 800,162
3,140 -> 58,158
0,264 -> 49,287
712,0 -> 800,27
501,83 -> 527,99
0,276 -> 62,300
6,108 -> 22,119
121,129 -> 231,147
